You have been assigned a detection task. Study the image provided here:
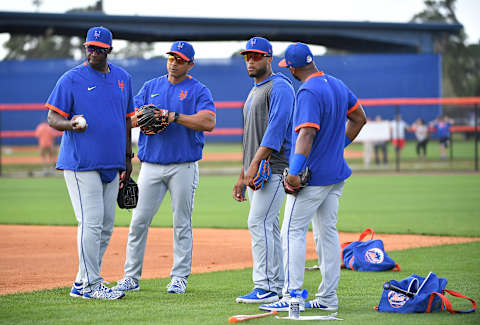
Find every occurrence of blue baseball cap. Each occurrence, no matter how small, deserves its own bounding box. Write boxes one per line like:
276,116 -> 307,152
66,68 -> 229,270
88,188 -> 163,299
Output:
240,37 -> 273,56
167,41 -> 195,62
279,43 -> 314,68
83,26 -> 112,48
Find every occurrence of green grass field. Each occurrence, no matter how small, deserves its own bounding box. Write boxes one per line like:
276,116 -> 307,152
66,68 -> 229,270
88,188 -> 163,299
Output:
1,242 -> 479,324
0,174 -> 478,236
0,172 -> 479,324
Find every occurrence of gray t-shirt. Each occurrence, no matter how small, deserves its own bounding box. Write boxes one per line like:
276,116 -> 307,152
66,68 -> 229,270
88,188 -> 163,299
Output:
242,73 -> 295,174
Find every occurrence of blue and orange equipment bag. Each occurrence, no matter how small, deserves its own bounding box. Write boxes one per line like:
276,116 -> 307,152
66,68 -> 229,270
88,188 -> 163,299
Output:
341,228 -> 400,272
376,272 -> 476,314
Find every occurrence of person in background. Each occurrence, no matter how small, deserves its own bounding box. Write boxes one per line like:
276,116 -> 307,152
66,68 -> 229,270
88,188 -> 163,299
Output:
362,117 -> 374,167
35,120 -> 61,175
412,118 -> 428,160
390,114 -> 409,161
373,115 -> 388,165
431,115 -> 453,160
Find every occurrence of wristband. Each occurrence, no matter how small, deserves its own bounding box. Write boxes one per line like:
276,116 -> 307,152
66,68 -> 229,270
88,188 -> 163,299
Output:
173,112 -> 180,123
290,153 -> 306,176
344,136 -> 352,148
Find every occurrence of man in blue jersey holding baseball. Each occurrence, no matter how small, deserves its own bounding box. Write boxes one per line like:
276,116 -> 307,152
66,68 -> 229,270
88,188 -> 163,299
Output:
233,37 -> 294,304
113,41 -> 216,294
46,26 -> 135,300
260,43 -> 366,312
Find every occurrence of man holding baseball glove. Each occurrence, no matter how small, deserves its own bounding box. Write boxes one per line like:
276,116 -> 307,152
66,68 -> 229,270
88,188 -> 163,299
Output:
260,43 -> 366,312
46,26 -> 135,300
113,41 -> 215,295
233,37 -> 294,304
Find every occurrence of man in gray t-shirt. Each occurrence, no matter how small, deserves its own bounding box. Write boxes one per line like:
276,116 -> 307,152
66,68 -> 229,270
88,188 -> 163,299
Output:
233,37 -> 295,304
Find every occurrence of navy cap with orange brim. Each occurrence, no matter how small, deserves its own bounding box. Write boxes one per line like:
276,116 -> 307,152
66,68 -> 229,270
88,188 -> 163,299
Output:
240,37 -> 273,56
83,26 -> 112,49
167,41 -> 195,62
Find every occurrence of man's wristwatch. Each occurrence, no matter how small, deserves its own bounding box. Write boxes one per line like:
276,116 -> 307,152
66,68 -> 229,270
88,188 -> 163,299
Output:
173,112 -> 180,123
126,152 -> 134,159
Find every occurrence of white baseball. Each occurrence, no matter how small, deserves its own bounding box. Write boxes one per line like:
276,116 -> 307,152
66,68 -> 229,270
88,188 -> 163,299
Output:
76,116 -> 87,128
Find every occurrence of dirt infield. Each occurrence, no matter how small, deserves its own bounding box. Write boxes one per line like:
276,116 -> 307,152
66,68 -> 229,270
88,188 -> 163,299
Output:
1,225 -> 478,295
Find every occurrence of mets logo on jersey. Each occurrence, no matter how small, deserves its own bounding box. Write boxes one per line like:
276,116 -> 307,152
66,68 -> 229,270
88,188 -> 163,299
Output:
387,291 -> 409,308
94,30 -> 101,39
365,248 -> 384,264
179,90 -> 187,101
118,80 -> 125,91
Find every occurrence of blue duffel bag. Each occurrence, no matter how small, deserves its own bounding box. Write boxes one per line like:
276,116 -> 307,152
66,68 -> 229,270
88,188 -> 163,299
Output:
341,228 -> 400,272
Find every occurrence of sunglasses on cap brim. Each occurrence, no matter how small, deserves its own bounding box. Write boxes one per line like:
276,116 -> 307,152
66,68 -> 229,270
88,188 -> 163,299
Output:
243,52 -> 271,62
168,55 -> 191,65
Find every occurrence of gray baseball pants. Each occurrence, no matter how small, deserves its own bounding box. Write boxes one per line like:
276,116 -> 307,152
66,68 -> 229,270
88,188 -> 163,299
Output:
123,161 -> 198,281
281,181 -> 344,307
246,173 -> 285,294
64,170 -> 119,290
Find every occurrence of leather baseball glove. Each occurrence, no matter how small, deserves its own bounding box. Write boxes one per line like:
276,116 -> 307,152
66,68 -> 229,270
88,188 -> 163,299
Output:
136,104 -> 169,134
117,177 -> 139,209
281,167 -> 311,195
248,158 -> 271,191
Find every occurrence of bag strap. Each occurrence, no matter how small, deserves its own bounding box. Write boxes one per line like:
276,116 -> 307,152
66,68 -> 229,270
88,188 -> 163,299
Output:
426,290 -> 477,314
358,228 -> 375,241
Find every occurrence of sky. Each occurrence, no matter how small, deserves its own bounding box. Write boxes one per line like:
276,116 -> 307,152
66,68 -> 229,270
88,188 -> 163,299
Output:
1,0 -> 479,59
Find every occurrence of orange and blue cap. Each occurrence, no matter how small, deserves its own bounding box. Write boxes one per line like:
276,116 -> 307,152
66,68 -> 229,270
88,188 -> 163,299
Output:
240,37 -> 273,56
83,26 -> 112,49
167,41 -> 195,62
279,42 -> 313,68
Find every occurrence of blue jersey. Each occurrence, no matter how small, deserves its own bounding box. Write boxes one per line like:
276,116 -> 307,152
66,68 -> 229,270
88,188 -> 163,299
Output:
135,75 -> 215,164
242,73 -> 294,174
435,122 -> 451,139
292,71 -> 359,186
46,62 -> 135,171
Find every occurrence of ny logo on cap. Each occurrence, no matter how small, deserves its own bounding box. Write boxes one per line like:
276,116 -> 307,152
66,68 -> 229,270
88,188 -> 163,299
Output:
251,39 -> 256,46
177,42 -> 184,49
94,30 -> 101,39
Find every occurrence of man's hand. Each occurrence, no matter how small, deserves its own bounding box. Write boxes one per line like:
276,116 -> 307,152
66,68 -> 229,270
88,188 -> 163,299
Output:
282,167 -> 311,196
286,174 -> 301,188
244,162 -> 259,187
71,115 -> 88,132
131,114 -> 139,128
233,178 -> 247,202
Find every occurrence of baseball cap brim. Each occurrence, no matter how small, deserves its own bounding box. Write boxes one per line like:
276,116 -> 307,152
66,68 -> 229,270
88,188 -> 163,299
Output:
167,51 -> 191,61
83,41 -> 111,48
278,59 -> 288,67
240,49 -> 269,55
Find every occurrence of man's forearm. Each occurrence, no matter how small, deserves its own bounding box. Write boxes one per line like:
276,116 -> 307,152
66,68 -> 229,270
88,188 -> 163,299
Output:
250,146 -> 273,166
126,118 -> 132,155
48,110 -> 72,131
345,120 -> 365,141
175,112 -> 215,131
